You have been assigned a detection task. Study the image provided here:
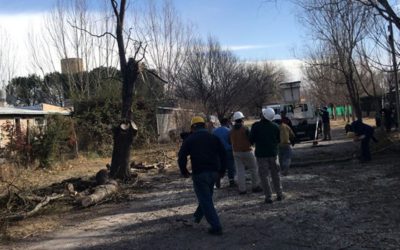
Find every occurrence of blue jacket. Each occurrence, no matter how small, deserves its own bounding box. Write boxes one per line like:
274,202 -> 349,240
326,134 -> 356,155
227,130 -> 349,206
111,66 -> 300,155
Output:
178,129 -> 227,175
213,126 -> 232,151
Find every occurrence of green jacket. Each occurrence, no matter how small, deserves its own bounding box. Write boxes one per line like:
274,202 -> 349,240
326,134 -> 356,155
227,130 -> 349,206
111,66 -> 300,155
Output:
250,119 -> 280,157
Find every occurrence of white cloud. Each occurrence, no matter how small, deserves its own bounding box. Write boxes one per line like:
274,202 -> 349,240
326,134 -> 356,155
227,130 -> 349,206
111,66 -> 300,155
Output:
271,59 -> 305,82
226,44 -> 283,51
243,59 -> 305,82
0,13 -> 47,77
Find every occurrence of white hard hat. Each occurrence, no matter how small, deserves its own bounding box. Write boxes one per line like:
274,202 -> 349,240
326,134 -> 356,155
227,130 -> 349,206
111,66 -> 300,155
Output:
273,114 -> 281,121
262,108 -> 275,121
233,111 -> 245,121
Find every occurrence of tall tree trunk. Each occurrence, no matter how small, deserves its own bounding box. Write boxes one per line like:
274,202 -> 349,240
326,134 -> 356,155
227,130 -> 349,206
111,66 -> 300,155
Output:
109,59 -> 139,179
121,59 -> 138,120
345,74 -> 363,120
108,0 -> 139,180
109,123 -> 136,179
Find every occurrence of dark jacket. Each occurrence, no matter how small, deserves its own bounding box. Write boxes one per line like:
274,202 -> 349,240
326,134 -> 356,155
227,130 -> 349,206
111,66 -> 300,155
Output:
178,129 -> 227,175
320,110 -> 330,124
351,120 -> 374,138
250,119 -> 280,157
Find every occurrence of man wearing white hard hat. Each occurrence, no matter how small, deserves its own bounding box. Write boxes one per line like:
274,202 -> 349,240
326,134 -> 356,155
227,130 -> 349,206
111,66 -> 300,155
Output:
229,111 -> 262,194
250,108 -> 284,203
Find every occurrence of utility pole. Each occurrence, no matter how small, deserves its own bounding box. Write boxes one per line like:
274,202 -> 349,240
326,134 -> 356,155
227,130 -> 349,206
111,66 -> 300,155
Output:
388,20 -> 400,128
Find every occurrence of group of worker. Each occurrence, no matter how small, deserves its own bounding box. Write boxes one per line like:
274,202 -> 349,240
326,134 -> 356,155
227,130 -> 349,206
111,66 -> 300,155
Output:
177,108 -> 295,236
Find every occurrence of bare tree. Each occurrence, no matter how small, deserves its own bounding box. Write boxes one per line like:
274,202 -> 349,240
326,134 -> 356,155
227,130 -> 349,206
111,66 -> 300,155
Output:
28,0 -> 120,102
358,0 -> 400,125
357,0 -> 400,30
303,42 -> 350,105
108,0 -> 145,179
176,37 -> 247,120
0,27 -> 17,89
139,0 -> 193,97
298,0 -> 372,119
241,62 -> 284,113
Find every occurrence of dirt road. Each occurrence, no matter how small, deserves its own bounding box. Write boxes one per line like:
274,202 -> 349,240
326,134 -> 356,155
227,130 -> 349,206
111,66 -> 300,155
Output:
4,128 -> 400,250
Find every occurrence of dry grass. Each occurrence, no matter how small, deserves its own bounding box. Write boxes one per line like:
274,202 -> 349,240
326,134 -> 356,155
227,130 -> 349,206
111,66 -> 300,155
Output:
0,157 -> 109,194
0,143 -> 179,194
0,143 -> 180,241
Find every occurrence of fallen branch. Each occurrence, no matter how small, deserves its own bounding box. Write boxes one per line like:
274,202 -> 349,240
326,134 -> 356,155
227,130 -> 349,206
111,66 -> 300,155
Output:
5,193 -> 65,222
23,194 -> 46,202
81,181 -> 118,207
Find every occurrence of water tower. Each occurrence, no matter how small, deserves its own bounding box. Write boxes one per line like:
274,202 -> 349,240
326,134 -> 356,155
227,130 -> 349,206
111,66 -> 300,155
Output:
61,58 -> 84,74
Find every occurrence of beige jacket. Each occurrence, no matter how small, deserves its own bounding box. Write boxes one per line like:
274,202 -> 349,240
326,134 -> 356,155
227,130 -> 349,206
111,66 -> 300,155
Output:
280,123 -> 295,145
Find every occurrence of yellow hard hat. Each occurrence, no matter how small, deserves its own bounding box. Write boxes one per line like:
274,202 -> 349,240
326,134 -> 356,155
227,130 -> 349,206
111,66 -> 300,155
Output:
191,116 -> 205,125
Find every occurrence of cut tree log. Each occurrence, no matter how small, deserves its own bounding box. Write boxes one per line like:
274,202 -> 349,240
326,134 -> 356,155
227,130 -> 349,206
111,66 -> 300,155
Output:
131,162 -> 156,170
81,181 -> 118,207
130,162 -> 171,171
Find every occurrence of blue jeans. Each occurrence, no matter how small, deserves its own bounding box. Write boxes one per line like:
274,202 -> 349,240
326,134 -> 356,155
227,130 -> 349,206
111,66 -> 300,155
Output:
279,144 -> 292,172
192,171 -> 222,230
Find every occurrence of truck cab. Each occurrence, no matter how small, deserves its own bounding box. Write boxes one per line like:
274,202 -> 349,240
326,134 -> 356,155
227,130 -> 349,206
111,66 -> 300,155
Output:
265,102 -> 320,140
264,81 -> 321,140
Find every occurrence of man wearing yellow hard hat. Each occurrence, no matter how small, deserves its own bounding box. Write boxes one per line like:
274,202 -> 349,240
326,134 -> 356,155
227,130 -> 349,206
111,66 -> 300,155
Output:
178,116 -> 227,235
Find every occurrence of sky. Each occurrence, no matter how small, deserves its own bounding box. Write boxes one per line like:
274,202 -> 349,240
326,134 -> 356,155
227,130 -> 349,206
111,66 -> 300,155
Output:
0,0 -> 306,81
173,0 -> 305,61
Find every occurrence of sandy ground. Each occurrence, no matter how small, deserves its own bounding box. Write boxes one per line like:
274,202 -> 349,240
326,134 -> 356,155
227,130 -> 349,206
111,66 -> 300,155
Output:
2,121 -> 400,250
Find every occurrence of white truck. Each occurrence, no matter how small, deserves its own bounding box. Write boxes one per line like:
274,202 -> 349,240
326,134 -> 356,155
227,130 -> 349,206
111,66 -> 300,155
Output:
265,81 -> 321,140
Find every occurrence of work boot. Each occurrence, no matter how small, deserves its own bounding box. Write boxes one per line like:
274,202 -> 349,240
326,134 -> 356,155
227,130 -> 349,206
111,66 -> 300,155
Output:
193,216 -> 201,224
239,191 -> 247,195
208,227 -> 223,236
265,197 -> 273,204
252,186 -> 263,193
277,194 -> 285,201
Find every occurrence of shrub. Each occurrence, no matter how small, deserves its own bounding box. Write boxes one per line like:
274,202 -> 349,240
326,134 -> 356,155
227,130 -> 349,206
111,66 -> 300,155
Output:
31,115 -> 76,168
74,100 -> 120,155
74,98 -> 159,154
0,120 -> 31,166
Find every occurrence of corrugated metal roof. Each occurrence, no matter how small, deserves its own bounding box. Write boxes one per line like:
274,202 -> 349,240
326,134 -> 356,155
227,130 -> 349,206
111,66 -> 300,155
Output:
0,106 -> 70,116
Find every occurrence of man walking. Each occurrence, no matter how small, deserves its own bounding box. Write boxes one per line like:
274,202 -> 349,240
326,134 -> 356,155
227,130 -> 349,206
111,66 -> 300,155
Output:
230,111 -> 261,194
213,118 -> 236,187
250,108 -> 284,203
178,116 -> 226,235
